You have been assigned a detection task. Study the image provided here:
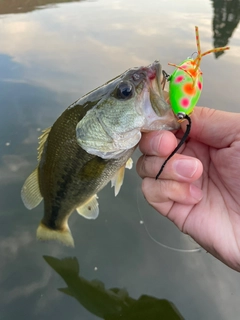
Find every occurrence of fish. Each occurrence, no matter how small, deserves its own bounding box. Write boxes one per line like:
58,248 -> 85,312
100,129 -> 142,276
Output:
44,256 -> 185,319
43,256 -> 133,318
21,60 -> 179,247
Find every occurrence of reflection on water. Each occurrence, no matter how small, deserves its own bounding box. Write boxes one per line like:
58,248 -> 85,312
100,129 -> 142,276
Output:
44,256 -> 184,320
211,0 -> 240,56
0,0 -> 83,15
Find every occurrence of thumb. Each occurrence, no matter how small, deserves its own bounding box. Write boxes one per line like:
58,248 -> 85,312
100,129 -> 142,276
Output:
181,107 -> 240,148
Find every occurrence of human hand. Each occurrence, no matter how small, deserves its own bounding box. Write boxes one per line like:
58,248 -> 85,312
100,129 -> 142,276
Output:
137,107 -> 240,272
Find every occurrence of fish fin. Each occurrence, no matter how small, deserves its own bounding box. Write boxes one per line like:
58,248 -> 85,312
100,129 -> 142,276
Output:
21,167 -> 43,209
59,257 -> 79,274
43,256 -> 79,275
36,223 -> 74,247
111,165 -> 125,197
111,158 -> 133,197
91,279 -> 105,289
76,195 -> 99,220
58,288 -> 74,297
125,157 -> 133,169
37,127 -> 51,161
109,288 -> 129,299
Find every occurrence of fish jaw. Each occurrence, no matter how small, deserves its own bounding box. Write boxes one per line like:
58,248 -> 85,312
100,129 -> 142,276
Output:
138,60 -> 180,131
140,89 -> 180,131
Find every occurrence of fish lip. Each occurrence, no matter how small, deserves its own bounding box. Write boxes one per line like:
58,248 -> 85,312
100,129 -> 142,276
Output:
146,60 -> 162,94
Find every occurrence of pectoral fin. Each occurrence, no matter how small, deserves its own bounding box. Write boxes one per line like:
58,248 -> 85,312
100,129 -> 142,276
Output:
21,167 -> 43,209
111,158 -> 133,196
76,194 -> 99,220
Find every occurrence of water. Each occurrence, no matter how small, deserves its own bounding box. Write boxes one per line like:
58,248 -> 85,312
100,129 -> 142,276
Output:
0,0 -> 240,319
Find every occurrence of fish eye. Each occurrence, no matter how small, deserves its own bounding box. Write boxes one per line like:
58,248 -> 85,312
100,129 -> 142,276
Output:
116,81 -> 133,100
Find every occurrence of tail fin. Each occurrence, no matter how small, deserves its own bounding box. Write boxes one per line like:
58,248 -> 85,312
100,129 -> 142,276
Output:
36,223 -> 74,247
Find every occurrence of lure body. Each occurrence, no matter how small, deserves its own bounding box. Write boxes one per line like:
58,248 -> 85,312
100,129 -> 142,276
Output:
166,26 -> 229,120
168,58 -> 202,117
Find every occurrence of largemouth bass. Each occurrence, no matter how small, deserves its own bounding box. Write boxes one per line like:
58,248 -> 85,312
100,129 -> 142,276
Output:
21,60 -> 179,247
44,256 -> 184,319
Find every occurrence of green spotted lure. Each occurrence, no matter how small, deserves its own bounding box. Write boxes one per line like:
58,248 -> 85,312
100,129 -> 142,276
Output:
156,26 -> 230,179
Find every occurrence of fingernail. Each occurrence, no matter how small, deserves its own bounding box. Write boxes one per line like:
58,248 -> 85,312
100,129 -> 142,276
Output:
174,159 -> 198,178
190,184 -> 203,201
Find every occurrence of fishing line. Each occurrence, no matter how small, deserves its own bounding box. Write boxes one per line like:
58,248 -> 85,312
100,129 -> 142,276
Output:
137,115 -> 201,252
190,51 -> 198,59
136,183 -> 201,252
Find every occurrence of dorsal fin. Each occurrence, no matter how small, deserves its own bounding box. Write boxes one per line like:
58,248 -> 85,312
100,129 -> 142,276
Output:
37,127 -> 51,161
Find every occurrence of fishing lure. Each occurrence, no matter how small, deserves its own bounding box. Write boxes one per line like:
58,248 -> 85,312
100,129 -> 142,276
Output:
156,26 -> 230,179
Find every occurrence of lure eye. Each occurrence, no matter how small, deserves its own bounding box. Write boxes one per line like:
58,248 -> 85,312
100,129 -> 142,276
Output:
116,81 -> 133,100
177,112 -> 186,120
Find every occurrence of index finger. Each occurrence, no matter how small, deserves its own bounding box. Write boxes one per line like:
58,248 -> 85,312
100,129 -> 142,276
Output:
182,107 -> 240,148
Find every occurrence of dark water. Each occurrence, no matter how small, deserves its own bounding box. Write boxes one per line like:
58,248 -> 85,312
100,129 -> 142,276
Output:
1,0 -> 240,319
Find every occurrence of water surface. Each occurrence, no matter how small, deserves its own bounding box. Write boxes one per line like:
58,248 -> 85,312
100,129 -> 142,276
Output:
1,1 -> 240,319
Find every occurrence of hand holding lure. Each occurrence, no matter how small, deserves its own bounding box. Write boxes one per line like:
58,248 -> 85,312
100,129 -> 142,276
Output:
156,26 -> 230,179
